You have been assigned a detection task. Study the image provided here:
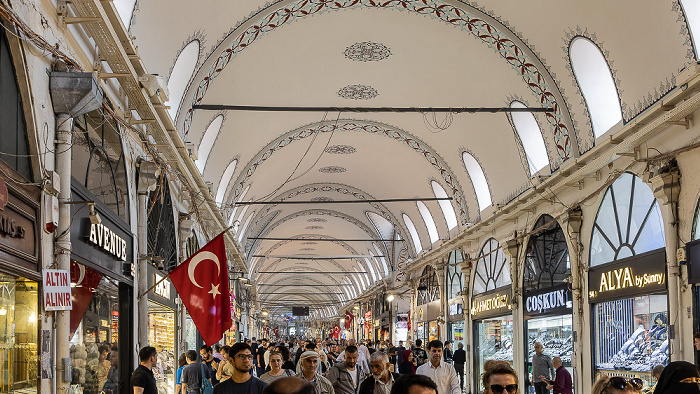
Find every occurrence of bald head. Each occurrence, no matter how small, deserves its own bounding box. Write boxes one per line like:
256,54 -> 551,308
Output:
552,357 -> 562,368
263,377 -> 314,394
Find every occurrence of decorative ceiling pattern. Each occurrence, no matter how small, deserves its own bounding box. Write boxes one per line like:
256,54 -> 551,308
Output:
337,84 -> 379,100
343,41 -> 392,62
319,166 -> 347,173
325,145 -> 357,154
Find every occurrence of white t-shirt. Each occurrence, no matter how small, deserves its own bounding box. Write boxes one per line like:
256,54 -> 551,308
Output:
348,366 -> 358,388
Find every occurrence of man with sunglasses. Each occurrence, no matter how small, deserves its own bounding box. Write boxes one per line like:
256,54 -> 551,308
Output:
213,343 -> 268,394
538,357 -> 572,394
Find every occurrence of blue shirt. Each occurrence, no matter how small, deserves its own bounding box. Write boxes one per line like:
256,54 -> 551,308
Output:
177,366 -> 184,385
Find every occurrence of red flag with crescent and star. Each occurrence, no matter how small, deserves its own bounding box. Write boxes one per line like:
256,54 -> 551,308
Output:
169,232 -> 231,345
344,310 -> 354,329
274,326 -> 279,338
333,324 -> 341,339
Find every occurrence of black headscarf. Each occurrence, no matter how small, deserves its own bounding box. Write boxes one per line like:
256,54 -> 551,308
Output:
654,361 -> 700,394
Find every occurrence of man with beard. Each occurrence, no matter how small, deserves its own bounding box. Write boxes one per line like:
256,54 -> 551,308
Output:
213,343 -> 267,394
295,351 -> 334,394
416,340 -> 460,394
359,352 -> 400,394
102,346 -> 119,394
327,345 -> 366,394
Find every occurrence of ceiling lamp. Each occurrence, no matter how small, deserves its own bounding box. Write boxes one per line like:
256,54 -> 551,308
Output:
353,305 -> 360,310
386,294 -> 395,302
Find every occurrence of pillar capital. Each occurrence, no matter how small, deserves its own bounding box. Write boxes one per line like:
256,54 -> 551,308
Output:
503,238 -> 520,260
649,165 -> 681,206
137,159 -> 160,194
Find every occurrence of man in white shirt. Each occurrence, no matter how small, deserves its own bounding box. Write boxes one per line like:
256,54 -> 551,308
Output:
416,340 -> 460,394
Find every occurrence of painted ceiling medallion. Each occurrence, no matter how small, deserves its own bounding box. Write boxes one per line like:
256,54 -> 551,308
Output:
344,42 -> 392,62
325,145 -> 357,154
319,166 -> 347,173
305,226 -> 324,230
307,218 -> 328,222
337,84 -> 378,100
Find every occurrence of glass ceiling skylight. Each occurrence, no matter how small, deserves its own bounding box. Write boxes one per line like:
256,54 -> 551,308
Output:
216,159 -> 237,205
237,210 -> 255,242
461,153 -> 492,211
431,181 -> 458,229
570,37 -> 623,138
113,0 -> 136,28
228,185 -> 250,226
195,114 -> 223,173
402,214 -> 422,254
166,40 -> 199,121
511,101 -> 549,175
417,201 -> 439,244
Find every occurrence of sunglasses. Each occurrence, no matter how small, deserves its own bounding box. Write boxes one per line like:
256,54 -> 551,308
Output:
606,377 -> 643,391
488,384 -> 518,393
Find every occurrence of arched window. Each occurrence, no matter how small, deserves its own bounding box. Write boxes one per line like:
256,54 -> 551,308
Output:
216,159 -> 237,205
473,239 -> 511,295
417,266 -> 440,305
373,243 -> 390,276
570,37 -> 623,138
524,215 -> 570,291
417,201 -> 440,244
167,41 -> 199,121
72,110 -> 130,222
0,27 -> 31,180
511,101 -> 549,175
355,267 -> 367,290
229,185 -> 251,226
237,210 -> 256,242
233,203 -> 251,234
681,0 -> 700,59
195,114 -> 223,173
403,214 -> 423,254
113,0 -> 137,28
694,199 -> 700,241
364,258 -> 378,283
147,178 -> 178,271
446,251 -> 464,300
461,153 -> 492,211
590,172 -> 665,266
431,181 -> 458,230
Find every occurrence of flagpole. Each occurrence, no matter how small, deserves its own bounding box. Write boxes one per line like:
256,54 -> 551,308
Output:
137,226 -> 234,300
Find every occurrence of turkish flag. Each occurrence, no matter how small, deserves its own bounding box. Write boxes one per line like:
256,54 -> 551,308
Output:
70,261 -> 103,337
274,326 -> 279,338
333,324 -> 340,339
345,310 -> 354,329
169,232 -> 231,345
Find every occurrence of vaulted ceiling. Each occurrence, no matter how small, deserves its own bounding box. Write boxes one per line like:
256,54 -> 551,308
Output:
121,0 -> 697,319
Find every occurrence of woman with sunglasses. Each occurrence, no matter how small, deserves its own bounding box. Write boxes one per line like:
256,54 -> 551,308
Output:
591,375 -> 643,394
482,362 -> 519,394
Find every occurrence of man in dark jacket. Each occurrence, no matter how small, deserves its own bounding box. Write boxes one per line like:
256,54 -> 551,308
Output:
327,345 -> 366,394
452,342 -> 466,390
540,357 -> 572,394
360,352 -> 400,394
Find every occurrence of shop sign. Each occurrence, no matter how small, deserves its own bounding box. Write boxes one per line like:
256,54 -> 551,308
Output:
470,292 -> 511,319
87,223 -> 127,261
153,273 -> 171,299
43,269 -> 72,311
449,303 -> 463,316
0,177 -> 26,239
524,285 -> 572,318
588,249 -> 667,302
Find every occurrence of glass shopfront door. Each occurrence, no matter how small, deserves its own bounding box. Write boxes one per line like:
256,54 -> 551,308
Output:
0,276 -> 38,393
474,315 -> 514,394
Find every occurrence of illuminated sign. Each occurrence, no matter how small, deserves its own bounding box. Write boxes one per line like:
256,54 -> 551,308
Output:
87,223 -> 127,261
470,292 -> 511,318
154,273 -> 171,299
524,285 -> 572,318
449,303 -> 463,316
588,249 -> 666,302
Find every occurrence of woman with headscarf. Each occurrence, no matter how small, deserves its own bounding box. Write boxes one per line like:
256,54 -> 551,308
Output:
653,361 -> 700,394
399,349 -> 416,374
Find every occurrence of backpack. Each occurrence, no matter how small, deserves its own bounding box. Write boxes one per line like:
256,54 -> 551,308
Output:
201,363 -> 214,394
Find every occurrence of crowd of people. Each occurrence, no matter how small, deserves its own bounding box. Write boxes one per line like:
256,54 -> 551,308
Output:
127,337 -> 700,394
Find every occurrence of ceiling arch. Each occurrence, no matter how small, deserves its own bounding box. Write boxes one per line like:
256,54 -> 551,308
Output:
225,119 -> 471,225
179,0 -> 576,164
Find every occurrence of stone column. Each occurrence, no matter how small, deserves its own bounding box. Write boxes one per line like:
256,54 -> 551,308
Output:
461,261 -> 472,393
504,237 -> 523,385
650,165 -> 688,360
136,160 -> 159,348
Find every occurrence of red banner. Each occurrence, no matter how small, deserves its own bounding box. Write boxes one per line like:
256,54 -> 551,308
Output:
70,261 -> 103,337
170,232 -> 231,345
344,310 -> 354,329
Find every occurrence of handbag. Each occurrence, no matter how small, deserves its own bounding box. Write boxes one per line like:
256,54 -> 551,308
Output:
201,363 -> 214,394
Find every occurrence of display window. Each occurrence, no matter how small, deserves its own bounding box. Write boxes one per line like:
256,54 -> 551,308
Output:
417,322 -> 426,344
183,313 -> 199,351
395,314 -> 408,344
474,316 -> 514,394
526,315 -> 574,384
148,302 -> 176,394
0,275 -> 38,393
449,322 -> 464,348
69,262 -> 121,394
594,295 -> 668,387
428,321 -> 439,342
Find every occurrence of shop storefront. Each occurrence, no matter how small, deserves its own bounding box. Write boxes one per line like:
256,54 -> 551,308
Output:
446,251 -> 465,347
689,200 -> 700,338
589,172 -> 668,387
363,310 -> 372,340
147,265 -> 177,394
394,313 -> 409,344
470,238 -> 512,394
69,109 -> 134,394
522,215 -> 573,385
416,266 -> 441,343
